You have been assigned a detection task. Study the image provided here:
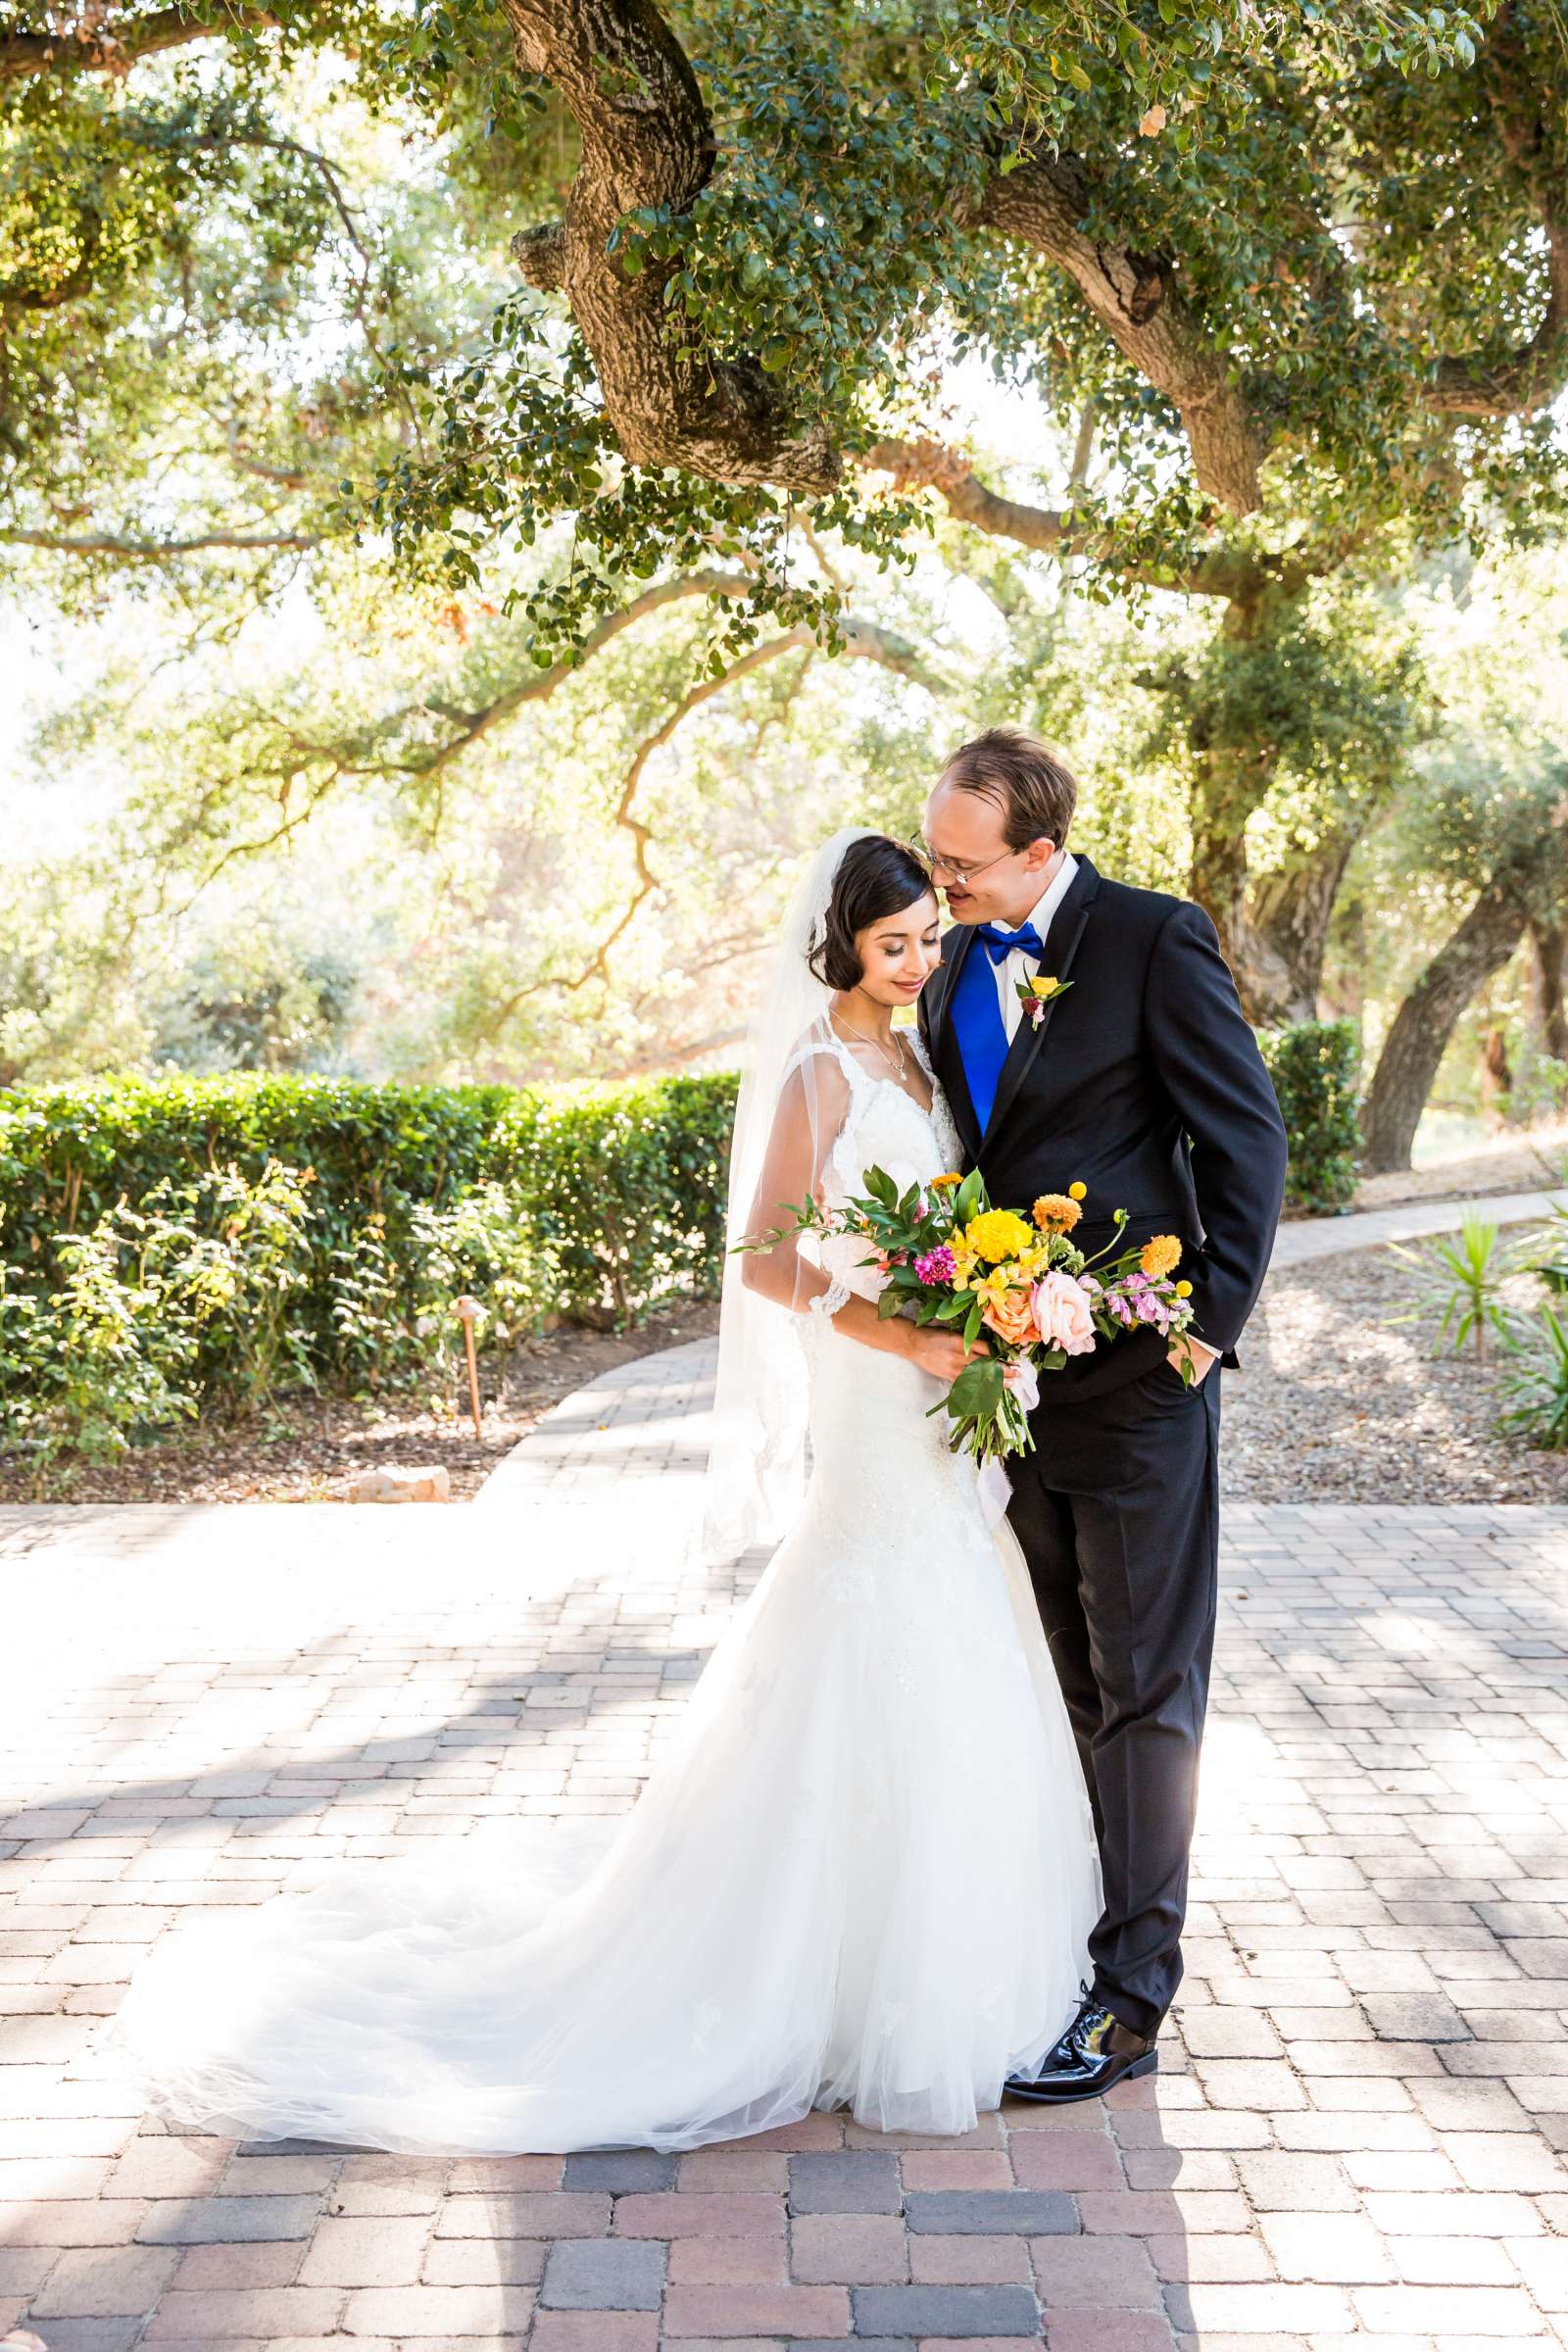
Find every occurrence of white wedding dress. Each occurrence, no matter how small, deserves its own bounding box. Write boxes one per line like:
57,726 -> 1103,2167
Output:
101,1031 -> 1101,2155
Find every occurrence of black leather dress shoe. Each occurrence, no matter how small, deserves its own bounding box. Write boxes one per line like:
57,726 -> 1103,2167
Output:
1004,1996 -> 1157,2104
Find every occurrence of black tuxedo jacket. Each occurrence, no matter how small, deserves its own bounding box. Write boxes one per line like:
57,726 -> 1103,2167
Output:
917,855 -> 1288,1401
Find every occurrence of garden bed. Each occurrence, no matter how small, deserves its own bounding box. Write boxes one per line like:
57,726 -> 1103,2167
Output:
0,1298 -> 720,1505
12,1223 -> 1567,1510
1223,1220 -> 1568,1504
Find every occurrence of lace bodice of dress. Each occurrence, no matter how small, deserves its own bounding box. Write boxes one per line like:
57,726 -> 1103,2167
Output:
794,1029 -> 963,1308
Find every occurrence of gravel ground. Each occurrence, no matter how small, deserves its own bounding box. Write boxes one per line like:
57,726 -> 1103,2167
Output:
0,1297 -> 721,1506
1348,1121 -> 1568,1211
1224,1219 -> 1568,1504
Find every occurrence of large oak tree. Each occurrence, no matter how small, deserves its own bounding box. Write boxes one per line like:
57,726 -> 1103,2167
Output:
5,0 -> 1567,1142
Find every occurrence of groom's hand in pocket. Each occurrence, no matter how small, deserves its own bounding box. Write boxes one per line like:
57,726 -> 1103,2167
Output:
1168,1335 -> 1218,1386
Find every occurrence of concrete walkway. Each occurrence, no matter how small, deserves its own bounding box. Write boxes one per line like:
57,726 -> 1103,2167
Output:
4,1216 -> 1568,2349
1270,1188 -> 1563,1269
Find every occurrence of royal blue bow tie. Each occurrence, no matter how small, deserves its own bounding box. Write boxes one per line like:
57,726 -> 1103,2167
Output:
976,920 -> 1045,965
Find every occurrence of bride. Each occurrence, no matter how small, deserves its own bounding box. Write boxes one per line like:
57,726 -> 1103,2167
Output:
100,828 -> 1101,2155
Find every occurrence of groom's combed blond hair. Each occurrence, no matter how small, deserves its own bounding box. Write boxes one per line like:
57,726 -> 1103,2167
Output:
939,726 -> 1079,852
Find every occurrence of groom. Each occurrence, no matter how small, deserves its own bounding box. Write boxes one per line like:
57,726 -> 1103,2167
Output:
917,726 -> 1288,2103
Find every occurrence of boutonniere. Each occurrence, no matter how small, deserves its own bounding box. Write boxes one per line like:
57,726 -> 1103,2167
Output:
1016,974 -> 1074,1028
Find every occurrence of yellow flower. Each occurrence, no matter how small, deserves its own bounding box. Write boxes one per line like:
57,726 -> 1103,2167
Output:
1032,1193 -> 1082,1236
1141,1234 -> 1183,1280
929,1172 -> 962,1191
1068,1181 -> 1088,1201
964,1208 -> 1036,1264
1175,1279 -> 1193,1298
1029,974 -> 1058,997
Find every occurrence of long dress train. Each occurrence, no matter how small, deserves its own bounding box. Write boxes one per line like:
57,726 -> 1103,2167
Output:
100,1036 -> 1101,2154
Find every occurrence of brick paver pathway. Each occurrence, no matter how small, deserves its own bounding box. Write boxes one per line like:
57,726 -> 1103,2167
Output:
5,1328 -> 1568,2350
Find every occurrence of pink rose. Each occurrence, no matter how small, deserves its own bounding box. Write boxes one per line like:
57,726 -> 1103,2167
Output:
1032,1268 -> 1098,1356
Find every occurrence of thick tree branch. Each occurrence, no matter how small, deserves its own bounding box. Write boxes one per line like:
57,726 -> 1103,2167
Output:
499,0 -> 837,492
413,568 -> 939,781
512,220 -> 566,292
1429,220 -> 1568,418
1068,399 -> 1097,492
2,527 -> 318,556
864,436 -> 1260,599
409,568 -> 757,768
475,604 -> 941,1032
975,155 -> 1264,516
472,602 -> 945,1035
476,632 -> 812,1030
0,3 -> 275,82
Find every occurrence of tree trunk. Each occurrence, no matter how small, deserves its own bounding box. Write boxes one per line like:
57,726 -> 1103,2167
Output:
1189,766 -> 1259,1004
1183,588 -> 1325,1025
1527,917 -> 1568,1059
1480,1025 -> 1513,1127
1242,833 -> 1361,1027
1359,881 -> 1531,1173
1186,616 -> 1284,1021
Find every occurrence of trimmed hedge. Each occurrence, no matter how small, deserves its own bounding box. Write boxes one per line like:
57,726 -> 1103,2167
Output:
0,1024 -> 1355,1467
0,1072 -> 737,1461
1258,1018 -> 1362,1214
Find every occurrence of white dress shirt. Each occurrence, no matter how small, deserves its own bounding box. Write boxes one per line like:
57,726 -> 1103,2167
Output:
995,851 -> 1079,1042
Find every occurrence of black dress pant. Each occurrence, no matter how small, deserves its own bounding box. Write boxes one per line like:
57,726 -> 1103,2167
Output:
1007,1353 -> 1221,2039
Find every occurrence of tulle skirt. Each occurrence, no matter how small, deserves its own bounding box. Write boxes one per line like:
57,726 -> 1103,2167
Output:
100,1335 -> 1101,2154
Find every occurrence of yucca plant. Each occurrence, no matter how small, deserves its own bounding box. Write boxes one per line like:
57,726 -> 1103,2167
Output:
1497,1303 -> 1568,1451
1519,1193 -> 1568,1297
1390,1211 -> 1522,1366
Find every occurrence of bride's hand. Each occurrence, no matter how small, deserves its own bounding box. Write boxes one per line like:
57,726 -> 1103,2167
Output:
906,1326 -> 985,1382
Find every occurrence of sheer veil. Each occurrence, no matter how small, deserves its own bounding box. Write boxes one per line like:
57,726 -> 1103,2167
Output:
700,827 -> 876,1566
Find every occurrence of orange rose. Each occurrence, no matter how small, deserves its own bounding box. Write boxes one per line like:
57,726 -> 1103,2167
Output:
980,1288 -> 1038,1348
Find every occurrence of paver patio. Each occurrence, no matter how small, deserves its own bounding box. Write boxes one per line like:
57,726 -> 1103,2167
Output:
5,1235 -> 1568,2349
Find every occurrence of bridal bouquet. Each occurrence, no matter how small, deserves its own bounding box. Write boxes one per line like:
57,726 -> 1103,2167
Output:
744,1168 -> 1197,1469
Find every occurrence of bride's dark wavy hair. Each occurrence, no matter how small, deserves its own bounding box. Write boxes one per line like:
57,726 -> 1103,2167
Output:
808,835 -> 936,992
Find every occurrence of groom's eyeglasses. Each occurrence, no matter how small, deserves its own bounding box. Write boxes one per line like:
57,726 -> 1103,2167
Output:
906,832 -> 1019,887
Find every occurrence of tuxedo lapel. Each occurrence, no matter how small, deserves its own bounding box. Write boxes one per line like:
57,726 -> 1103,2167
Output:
983,856 -> 1102,1148
927,923 -> 983,1161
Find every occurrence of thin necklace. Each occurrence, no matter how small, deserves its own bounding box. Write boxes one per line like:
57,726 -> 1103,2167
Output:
833,1007 -> 908,1081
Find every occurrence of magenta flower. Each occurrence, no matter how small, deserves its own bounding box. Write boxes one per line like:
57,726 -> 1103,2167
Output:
914,1245 -> 956,1286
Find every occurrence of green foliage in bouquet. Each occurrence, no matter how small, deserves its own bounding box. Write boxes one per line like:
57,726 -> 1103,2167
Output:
743,1163 -> 1194,1469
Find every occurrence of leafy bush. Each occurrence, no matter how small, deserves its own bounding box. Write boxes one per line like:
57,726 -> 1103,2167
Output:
1506,1050 -> 1568,1131
0,1071 -> 737,1469
1258,1019 -> 1361,1214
